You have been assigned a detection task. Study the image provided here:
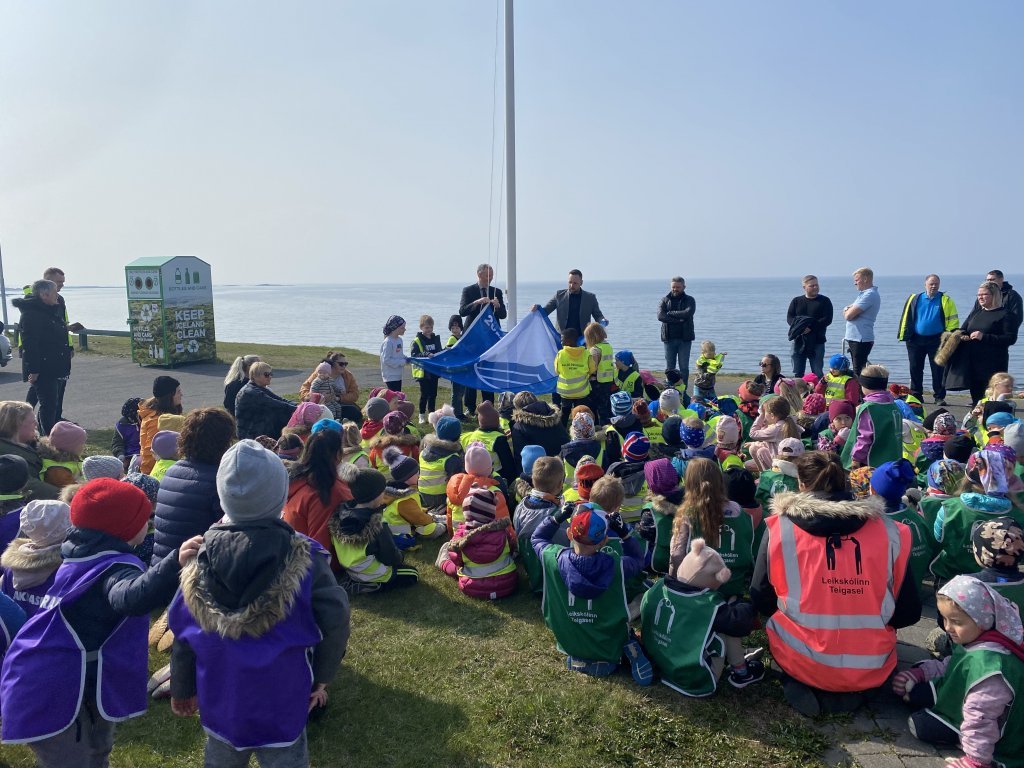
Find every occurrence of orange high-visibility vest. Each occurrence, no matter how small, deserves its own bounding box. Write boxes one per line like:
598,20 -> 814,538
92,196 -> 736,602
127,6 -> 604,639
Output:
764,512 -> 911,692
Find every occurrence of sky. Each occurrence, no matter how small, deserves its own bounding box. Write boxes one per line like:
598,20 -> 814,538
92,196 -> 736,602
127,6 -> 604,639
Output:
1,1 -> 1022,288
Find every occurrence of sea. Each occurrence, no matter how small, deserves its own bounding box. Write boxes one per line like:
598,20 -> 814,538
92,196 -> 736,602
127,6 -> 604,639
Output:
17,275 -> 1024,383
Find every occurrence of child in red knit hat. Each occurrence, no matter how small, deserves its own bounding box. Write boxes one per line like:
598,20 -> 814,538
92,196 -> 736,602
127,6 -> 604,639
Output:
0,478 -> 201,766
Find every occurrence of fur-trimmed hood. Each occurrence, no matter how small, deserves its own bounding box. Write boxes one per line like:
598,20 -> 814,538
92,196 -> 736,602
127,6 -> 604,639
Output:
449,517 -> 511,550
383,483 -> 416,501
369,432 -> 420,451
35,438 -> 81,463
644,493 -> 681,518
1,538 -> 63,589
771,490 -> 883,537
512,404 -> 561,428
420,434 -> 462,462
181,532 -> 311,639
512,476 -> 533,503
328,505 -> 384,545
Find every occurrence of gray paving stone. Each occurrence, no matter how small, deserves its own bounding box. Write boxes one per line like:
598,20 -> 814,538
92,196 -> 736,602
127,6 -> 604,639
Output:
898,757 -> 947,768
848,753 -> 905,768
842,739 -> 892,756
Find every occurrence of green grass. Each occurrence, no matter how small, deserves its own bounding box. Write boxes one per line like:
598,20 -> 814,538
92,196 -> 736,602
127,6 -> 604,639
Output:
0,537 -> 830,768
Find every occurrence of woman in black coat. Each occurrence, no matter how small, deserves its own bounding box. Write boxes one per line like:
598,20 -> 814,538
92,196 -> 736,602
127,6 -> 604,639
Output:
943,281 -> 1016,404
12,281 -> 71,434
234,361 -> 296,440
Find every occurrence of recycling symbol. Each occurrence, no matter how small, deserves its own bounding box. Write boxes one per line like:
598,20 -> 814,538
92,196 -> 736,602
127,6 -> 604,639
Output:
187,339 -> 199,353
139,304 -> 154,322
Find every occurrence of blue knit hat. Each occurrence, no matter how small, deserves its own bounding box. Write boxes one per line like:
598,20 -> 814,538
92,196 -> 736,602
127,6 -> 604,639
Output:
870,459 -> 916,503
435,416 -> 461,442
610,391 -> 633,417
521,445 -> 546,476
623,432 -> 650,462
311,418 -> 342,434
614,350 -> 635,367
828,354 -> 849,371
987,412 -> 1018,429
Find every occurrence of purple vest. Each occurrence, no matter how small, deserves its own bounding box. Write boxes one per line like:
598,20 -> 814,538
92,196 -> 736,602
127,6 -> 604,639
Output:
1,568 -> 56,619
0,552 -> 149,743
168,544 -> 322,750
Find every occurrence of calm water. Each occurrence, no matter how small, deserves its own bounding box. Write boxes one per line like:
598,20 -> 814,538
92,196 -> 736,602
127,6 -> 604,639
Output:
22,276 -> 1024,383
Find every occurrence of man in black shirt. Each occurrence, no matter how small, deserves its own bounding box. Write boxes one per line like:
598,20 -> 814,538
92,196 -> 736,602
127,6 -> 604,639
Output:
457,263 -> 507,415
786,275 -> 833,379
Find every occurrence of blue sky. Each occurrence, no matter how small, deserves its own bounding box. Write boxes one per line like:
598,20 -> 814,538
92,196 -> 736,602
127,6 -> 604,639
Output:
1,1 -> 1021,287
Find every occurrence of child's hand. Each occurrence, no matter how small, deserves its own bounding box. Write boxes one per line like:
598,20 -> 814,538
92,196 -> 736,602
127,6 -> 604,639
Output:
308,683 -> 328,713
171,697 -> 198,716
178,536 -> 204,567
891,667 -> 926,698
554,501 -> 576,524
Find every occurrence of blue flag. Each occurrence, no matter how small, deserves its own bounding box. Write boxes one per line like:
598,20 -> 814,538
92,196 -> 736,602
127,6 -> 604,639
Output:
413,307 -> 561,394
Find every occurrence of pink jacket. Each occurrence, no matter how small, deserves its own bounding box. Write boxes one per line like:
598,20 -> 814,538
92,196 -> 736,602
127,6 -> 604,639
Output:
441,518 -> 518,600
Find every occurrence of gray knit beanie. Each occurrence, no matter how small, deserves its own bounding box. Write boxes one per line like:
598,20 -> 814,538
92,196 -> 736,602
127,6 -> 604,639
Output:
215,439 -> 288,523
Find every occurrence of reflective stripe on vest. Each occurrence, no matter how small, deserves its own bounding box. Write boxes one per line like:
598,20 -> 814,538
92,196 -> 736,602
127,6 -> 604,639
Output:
556,350 -> 592,399
382,499 -> 412,535
595,342 -> 615,383
332,540 -> 390,582
458,548 -> 516,579
418,455 -> 451,496
764,512 -> 910,690
823,374 -> 850,403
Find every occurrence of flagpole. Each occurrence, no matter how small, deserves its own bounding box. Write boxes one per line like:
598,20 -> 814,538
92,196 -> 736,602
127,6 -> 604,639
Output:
504,0 -> 518,328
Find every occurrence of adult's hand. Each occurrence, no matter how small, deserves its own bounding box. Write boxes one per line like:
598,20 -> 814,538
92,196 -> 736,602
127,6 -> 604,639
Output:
969,331 -> 984,341
27,373 -> 38,384
474,297 -> 490,307
530,304 -> 540,312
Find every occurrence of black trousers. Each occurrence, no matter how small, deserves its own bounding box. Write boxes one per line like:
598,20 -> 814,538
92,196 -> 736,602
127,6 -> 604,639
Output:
464,388 -> 494,414
418,376 -> 438,414
907,682 -> 959,745
906,335 -> 944,400
847,340 -> 873,376
31,376 -> 61,435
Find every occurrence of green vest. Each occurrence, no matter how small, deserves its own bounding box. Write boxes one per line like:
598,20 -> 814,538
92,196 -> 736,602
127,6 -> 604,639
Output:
541,544 -> 629,663
594,342 -> 615,383
684,509 -> 755,598
754,471 -> 798,517
884,507 -> 936,596
917,494 -> 947,530
841,400 -> 902,470
646,502 -> 675,575
344,450 -> 369,468
562,487 -> 581,503
932,498 -> 1024,581
640,578 -> 725,697
150,458 -> 176,482
418,454 -> 453,497
332,538 -> 391,583
929,643 -> 1024,768
990,580 -> 1024,619
39,458 -> 81,483
459,429 -> 502,472
823,373 -> 851,403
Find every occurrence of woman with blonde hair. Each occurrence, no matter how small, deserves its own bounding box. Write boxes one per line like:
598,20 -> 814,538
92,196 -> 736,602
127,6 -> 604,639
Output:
943,281 -> 1015,404
222,354 -> 261,414
0,401 -> 59,500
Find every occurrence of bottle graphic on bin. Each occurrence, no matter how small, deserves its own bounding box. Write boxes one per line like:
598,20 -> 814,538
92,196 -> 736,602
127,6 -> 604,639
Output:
175,268 -> 182,284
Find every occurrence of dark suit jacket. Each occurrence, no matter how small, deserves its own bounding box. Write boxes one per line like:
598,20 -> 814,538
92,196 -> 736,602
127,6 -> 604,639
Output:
540,289 -> 606,332
459,284 -> 507,328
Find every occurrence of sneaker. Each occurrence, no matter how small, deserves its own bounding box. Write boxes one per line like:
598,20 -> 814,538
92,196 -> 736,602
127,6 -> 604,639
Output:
623,638 -> 654,686
566,656 -> 617,678
418,414 -> 427,425
728,659 -> 766,689
935,398 -> 947,406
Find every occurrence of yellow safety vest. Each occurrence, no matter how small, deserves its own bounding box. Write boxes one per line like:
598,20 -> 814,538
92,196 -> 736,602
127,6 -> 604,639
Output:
39,459 -> 81,483
562,487 -> 581,503
411,337 -> 426,380
344,450 -> 369,467
418,454 -> 452,497
459,429 -> 502,472
618,370 -> 640,397
563,449 -> 605,487
458,540 -> 516,579
150,458 -> 176,481
555,348 -> 592,400
332,539 -> 391,583
823,373 -> 851,403
620,481 -> 648,524
594,342 -> 615,383
643,423 -> 667,445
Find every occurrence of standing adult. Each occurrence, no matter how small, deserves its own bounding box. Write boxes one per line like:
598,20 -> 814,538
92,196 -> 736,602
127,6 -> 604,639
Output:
458,264 -> 507,415
944,281 -> 1016,405
532,269 -> 607,334
21,268 -> 83,425
12,281 -> 70,435
974,270 -> 1023,337
842,267 -> 881,376
897,275 -> 959,405
786,275 -> 833,379
657,277 -> 696,386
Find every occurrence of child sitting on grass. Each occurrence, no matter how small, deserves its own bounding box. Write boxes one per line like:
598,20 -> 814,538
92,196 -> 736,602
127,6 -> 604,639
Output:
638,458 -> 683,575
418,415 -> 464,512
746,397 -> 801,472
894,575 -> 1024,768
532,500 -> 652,684
842,364 -> 902,470
870,460 -> 937,597
381,447 -> 446,549
641,538 -> 763,696
112,397 -> 142,471
445,443 -> 510,533
513,457 -> 567,595
37,421 -> 87,488
440,486 -> 518,600
149,430 -> 179,481
0,500 -> 70,618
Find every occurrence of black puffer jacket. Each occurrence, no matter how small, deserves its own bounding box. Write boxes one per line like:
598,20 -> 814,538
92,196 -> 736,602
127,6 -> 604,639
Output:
510,402 -> 570,471
152,459 -> 222,565
13,295 -> 71,381
234,382 -> 296,440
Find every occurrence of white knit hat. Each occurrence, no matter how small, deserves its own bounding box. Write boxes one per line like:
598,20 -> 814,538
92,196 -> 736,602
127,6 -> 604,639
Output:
20,500 -> 72,548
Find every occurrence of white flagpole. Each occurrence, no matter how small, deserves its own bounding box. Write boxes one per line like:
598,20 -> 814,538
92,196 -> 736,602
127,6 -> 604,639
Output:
504,0 -> 518,328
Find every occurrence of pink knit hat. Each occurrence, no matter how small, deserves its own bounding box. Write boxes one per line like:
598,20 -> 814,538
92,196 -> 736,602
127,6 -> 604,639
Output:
49,421 -> 87,454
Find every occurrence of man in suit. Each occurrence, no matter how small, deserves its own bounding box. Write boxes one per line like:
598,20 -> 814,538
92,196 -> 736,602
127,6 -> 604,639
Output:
457,263 -> 507,416
531,269 -> 607,333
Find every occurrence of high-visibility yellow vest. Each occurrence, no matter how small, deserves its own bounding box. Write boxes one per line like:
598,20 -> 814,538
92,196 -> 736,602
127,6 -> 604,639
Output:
418,454 -> 452,497
823,373 -> 851,403
617,370 -> 640,397
458,541 -> 516,579
562,449 -> 604,488
459,429 -> 502,472
555,348 -> 591,400
642,423 -> 667,445
411,336 -> 426,379
39,458 -> 81,483
150,458 -> 176,481
332,539 -> 391,583
594,342 -> 615,383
